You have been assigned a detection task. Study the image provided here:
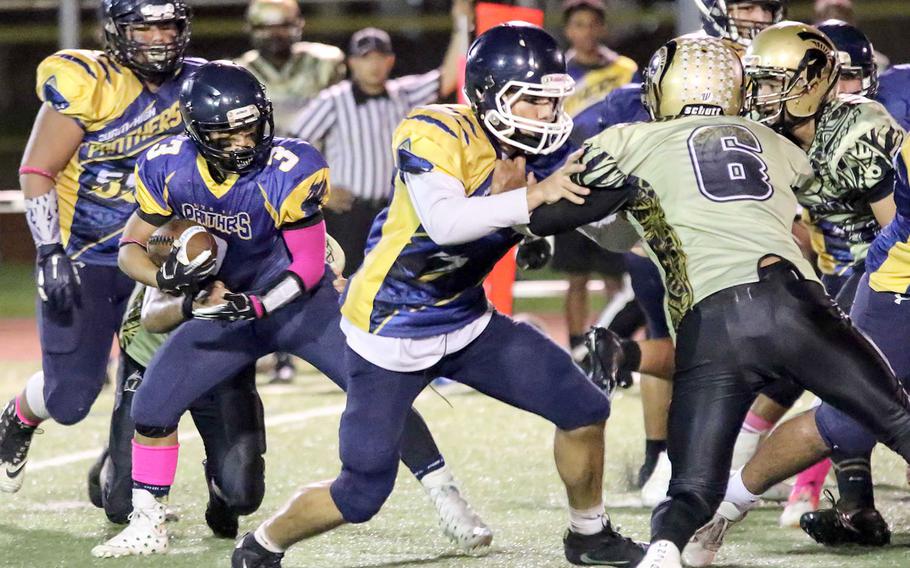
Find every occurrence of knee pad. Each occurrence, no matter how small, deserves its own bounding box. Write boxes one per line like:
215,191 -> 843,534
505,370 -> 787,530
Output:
44,395 -> 91,426
815,403 -> 877,455
135,423 -> 178,439
330,466 -> 398,524
215,441 -> 265,515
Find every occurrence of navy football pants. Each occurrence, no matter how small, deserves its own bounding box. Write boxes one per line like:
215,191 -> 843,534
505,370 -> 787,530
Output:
132,272 -> 444,479
329,312 -> 611,523
37,263 -> 134,425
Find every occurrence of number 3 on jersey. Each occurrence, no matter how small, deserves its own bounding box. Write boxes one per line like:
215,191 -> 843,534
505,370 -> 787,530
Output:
687,124 -> 772,202
146,138 -> 184,160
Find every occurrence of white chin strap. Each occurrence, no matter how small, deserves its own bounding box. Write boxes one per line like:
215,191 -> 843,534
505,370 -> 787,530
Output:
485,76 -> 575,155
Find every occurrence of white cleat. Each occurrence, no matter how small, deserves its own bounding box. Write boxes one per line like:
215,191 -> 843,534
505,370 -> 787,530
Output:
422,467 -> 493,554
729,429 -> 761,472
91,490 -> 168,558
779,492 -> 819,528
638,539 -> 682,568
682,501 -> 743,567
641,451 -> 671,508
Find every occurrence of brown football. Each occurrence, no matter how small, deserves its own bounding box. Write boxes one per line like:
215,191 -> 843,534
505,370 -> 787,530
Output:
146,219 -> 217,267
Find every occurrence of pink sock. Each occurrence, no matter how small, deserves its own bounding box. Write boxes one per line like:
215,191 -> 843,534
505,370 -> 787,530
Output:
132,441 -> 179,491
742,411 -> 775,435
789,459 -> 832,502
15,396 -> 41,428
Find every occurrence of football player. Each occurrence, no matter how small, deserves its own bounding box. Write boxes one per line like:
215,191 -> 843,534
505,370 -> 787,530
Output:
91,62 -> 489,557
694,0 -> 785,47
522,33 -> 910,568
678,22 -> 906,565
0,0 -> 203,494
233,23 -> 646,568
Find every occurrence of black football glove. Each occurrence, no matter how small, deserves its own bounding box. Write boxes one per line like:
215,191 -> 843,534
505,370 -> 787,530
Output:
516,236 -> 552,270
192,292 -> 265,322
155,244 -> 216,296
36,243 -> 82,313
584,327 -> 634,398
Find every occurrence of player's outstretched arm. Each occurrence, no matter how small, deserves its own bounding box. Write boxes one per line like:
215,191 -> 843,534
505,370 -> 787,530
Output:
141,281 -> 230,333
437,0 -> 473,98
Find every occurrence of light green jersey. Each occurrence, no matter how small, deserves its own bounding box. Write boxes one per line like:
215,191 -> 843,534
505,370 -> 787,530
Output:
235,41 -> 345,132
119,285 -> 168,369
577,115 -> 819,330
800,94 -> 904,275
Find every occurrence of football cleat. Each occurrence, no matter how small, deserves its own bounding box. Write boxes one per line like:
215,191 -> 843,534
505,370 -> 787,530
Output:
269,353 -> 296,384
639,539 -> 682,568
88,447 -> 109,508
91,489 -> 168,558
0,399 -> 39,493
640,451 -> 671,509
205,477 -> 239,539
800,491 -> 891,547
422,467 -> 493,553
682,501 -> 744,567
779,489 -> 819,528
585,327 -> 633,397
231,532 -> 284,568
563,519 -> 647,566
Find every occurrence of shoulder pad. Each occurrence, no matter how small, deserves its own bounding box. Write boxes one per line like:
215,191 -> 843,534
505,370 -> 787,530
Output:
36,49 -> 108,121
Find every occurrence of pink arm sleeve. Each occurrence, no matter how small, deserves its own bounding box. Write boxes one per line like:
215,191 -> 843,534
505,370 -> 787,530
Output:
283,219 -> 327,290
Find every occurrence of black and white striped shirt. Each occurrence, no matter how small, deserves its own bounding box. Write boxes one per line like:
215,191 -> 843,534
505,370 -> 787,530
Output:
291,70 -> 441,202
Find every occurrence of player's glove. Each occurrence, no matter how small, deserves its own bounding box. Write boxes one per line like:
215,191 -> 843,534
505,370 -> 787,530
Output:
584,326 -> 634,398
516,236 -> 552,270
36,243 -> 82,313
155,244 -> 216,296
192,292 -> 266,321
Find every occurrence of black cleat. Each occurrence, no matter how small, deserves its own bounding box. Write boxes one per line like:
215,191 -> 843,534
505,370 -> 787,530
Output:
564,520 -> 647,566
269,353 -> 296,384
585,327 -> 633,397
87,447 -> 109,508
204,463 -> 239,539
0,398 -> 39,493
232,532 -> 283,568
800,492 -> 891,547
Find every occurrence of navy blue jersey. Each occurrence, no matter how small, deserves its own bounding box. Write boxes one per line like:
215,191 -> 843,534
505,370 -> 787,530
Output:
877,64 -> 910,131
570,82 -> 649,145
135,136 -> 329,292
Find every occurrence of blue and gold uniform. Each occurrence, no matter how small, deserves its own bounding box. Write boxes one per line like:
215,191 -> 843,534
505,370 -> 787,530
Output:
134,135 -> 328,291
866,137 -> 910,294
35,49 -> 204,265
563,48 -> 639,118
877,64 -> 910,131
341,104 -> 569,338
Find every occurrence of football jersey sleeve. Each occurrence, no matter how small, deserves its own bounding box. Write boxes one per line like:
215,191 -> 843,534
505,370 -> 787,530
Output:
572,126 -> 631,191
834,103 -> 904,203
271,141 -> 331,227
134,152 -> 174,221
392,107 -> 467,182
35,50 -> 104,126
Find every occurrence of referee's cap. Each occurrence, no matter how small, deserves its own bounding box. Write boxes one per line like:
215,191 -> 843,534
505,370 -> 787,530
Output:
349,27 -> 393,57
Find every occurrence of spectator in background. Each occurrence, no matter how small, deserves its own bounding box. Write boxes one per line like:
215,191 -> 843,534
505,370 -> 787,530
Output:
554,0 -> 639,363
291,1 -> 471,277
236,0 -> 345,132
236,0 -> 345,383
815,0 -> 854,22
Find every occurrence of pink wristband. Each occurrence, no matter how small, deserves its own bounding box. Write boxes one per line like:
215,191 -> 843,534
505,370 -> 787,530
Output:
19,166 -> 56,181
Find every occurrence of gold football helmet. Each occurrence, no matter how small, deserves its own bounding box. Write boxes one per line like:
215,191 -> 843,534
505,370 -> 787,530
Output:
742,21 -> 839,128
642,36 -> 744,120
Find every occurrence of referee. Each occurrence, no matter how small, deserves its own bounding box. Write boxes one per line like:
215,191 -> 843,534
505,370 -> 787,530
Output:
291,1 -> 471,275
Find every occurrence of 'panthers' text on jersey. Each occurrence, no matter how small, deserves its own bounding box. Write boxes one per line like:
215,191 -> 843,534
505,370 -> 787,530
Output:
36,49 -> 205,265
341,104 -> 570,338
576,116 -> 819,330
564,48 -> 639,118
799,94 -> 904,276
867,136 -> 910,293
134,136 -> 329,292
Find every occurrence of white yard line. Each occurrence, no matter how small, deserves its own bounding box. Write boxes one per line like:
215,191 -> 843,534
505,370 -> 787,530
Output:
29,403 -> 348,472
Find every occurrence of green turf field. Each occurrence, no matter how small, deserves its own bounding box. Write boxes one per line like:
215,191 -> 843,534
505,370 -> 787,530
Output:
1,361 -> 908,568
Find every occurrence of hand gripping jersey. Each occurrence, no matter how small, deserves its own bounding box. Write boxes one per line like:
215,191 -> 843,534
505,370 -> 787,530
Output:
867,137 -> 910,294
134,136 -> 329,292
563,47 -> 639,119
575,115 -> 819,330
341,104 -> 570,338
799,94 -> 904,276
876,64 -> 910,131
235,42 -> 345,130
35,49 -> 204,265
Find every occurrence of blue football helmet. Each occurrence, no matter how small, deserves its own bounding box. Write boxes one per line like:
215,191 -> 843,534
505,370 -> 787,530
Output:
817,19 -> 878,97
100,0 -> 191,83
180,62 -> 275,174
464,22 -> 575,155
694,0 -> 785,46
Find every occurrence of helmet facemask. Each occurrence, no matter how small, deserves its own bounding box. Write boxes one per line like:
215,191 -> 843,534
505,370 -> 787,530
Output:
695,0 -> 784,46
186,103 -> 275,175
836,51 -> 878,97
479,74 -> 575,156
103,4 -> 190,84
